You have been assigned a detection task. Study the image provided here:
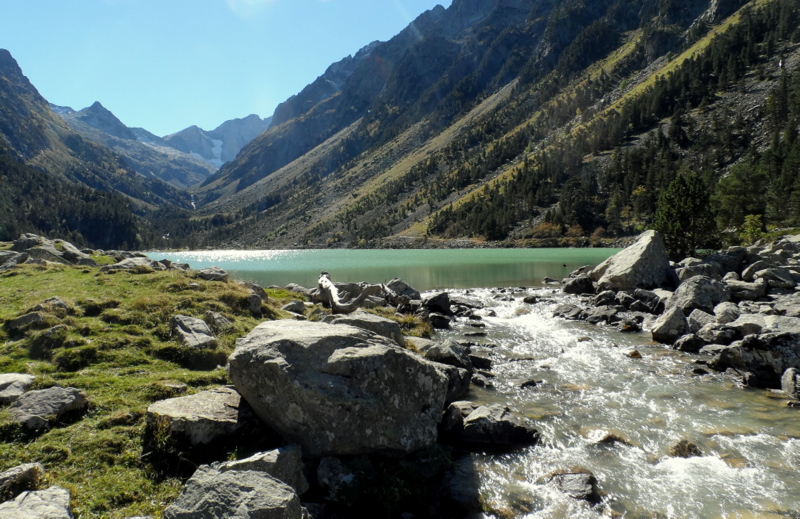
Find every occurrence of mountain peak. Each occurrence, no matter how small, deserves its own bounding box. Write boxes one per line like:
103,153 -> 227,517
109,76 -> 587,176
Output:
75,101 -> 136,141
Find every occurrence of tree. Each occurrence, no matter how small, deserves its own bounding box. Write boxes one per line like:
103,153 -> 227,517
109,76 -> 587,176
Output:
653,172 -> 717,259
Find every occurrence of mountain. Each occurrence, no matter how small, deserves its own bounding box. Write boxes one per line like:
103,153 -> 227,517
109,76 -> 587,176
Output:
162,114 -> 272,168
0,48 -> 192,248
174,0 -> 798,250
53,102 -> 217,189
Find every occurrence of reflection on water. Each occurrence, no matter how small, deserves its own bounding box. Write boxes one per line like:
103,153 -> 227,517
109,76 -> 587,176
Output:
149,248 -> 619,291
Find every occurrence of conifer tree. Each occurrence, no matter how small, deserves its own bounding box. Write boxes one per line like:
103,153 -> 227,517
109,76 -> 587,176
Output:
653,172 -> 716,259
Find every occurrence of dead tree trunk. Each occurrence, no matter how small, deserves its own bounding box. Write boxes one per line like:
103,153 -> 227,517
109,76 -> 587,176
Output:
317,272 -> 384,314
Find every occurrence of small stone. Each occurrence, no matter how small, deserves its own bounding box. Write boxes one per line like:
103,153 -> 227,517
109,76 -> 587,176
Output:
628,350 -> 642,359
196,267 -> 228,282
9,387 -> 88,431
0,374 -> 36,405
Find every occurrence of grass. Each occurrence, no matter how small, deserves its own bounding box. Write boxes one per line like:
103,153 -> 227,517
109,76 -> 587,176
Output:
0,258 -> 300,517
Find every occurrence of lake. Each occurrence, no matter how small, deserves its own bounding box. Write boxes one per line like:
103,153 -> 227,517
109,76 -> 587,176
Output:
150,248 -> 620,290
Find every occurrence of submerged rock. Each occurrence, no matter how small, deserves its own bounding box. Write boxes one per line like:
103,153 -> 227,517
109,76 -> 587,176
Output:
548,470 -> 600,504
441,402 -> 538,448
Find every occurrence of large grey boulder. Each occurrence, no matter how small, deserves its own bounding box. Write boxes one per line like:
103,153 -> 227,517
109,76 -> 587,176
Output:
9,387 -> 88,431
169,315 -> 217,350
214,444 -> 308,495
651,307 -> 689,344
0,485 -> 72,518
590,230 -> 676,291
754,267 -> 796,289
324,309 -> 405,347
163,466 -> 302,519
228,320 -> 449,457
146,387 -> 249,446
0,462 -> 45,501
688,309 -> 716,333
668,276 -> 730,314
0,374 -> 35,405
55,240 -> 95,266
99,257 -> 166,273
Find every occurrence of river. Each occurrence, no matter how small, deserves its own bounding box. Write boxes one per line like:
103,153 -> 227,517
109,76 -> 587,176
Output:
152,249 -> 800,518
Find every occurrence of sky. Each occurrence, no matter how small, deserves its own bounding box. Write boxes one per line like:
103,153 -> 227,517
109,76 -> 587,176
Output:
0,0 -> 451,136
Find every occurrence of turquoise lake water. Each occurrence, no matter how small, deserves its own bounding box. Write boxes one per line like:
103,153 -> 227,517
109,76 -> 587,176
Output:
150,248 -> 620,290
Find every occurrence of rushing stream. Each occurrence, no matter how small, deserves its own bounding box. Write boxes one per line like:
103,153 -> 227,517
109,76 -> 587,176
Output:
150,249 -> 800,517
438,287 -> 800,518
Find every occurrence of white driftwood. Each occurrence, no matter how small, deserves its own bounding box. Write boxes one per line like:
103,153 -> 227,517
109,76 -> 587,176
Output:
317,272 -> 384,314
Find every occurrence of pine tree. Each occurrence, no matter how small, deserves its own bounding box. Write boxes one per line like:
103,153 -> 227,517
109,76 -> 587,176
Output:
653,172 -> 717,259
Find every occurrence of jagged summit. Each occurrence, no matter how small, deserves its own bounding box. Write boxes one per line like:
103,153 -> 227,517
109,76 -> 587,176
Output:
74,101 -> 137,141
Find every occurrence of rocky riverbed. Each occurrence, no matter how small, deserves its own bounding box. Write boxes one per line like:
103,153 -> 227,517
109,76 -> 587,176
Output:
1,231 -> 799,518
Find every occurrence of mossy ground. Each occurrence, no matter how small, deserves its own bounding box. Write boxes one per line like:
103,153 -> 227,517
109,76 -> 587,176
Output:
0,255 -> 433,517
0,259 -> 300,517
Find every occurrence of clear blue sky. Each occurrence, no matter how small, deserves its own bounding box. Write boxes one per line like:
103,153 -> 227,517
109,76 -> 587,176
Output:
0,0 -> 450,136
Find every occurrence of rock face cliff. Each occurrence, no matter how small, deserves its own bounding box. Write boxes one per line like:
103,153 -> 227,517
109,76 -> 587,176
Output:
163,114 -> 272,168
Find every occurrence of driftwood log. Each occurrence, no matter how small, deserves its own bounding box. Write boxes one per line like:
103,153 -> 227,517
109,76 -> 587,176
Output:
317,272 -> 385,314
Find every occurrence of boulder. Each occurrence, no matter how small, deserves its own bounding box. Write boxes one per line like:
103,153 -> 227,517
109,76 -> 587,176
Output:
742,260 -> 774,282
727,314 -> 766,337
417,339 -> 473,373
325,309 -> 405,347
145,387 -> 251,446
214,444 -> 308,495
714,333 -> 800,384
196,267 -> 229,282
592,291 -> 616,307
548,470 -> 600,504
584,306 -> 621,325
668,276 -> 730,314
713,302 -> 741,324
673,334 -> 705,353
0,252 -> 28,272
385,278 -> 421,302
428,313 -> 452,329
55,240 -> 94,266
163,466 -> 302,519
169,315 -> 217,350
4,312 -> 46,334
633,288 -> 665,314
676,263 -> 721,282
782,368 -> 800,399
562,275 -> 595,295
727,279 -> 767,302
553,304 -> 585,321
441,402 -> 539,448
688,309 -> 716,333
0,374 -> 35,405
228,320 -> 449,457
669,439 -> 702,458
11,233 -> 47,252
282,301 -> 307,315
651,307 -> 689,344
0,462 -> 45,501
0,486 -> 72,518
774,293 -> 800,318
423,292 -> 452,315
754,267 -> 796,289
9,387 -> 88,430
696,324 -> 738,345
99,257 -> 167,273
590,230 -> 676,291
25,243 -> 72,265
703,248 -> 747,275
